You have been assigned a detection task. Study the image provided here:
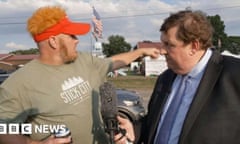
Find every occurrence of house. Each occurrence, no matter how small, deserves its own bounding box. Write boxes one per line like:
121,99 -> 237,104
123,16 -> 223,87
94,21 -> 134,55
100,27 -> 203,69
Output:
136,41 -> 167,76
0,54 -> 38,72
137,41 -> 162,50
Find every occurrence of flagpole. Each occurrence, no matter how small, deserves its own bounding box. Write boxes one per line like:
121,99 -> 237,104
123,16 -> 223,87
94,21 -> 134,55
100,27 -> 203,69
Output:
90,31 -> 93,54
91,6 -> 104,57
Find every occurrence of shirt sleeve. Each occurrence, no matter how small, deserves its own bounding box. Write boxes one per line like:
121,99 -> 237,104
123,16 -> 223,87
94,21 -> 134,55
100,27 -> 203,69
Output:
92,56 -> 113,74
0,85 -> 29,123
79,52 -> 113,78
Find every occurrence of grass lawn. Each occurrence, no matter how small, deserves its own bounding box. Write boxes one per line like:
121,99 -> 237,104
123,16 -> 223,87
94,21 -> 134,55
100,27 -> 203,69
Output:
107,75 -> 158,90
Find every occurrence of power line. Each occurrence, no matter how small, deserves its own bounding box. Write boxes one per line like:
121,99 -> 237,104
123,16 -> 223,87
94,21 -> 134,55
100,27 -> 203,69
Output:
0,5 -> 240,26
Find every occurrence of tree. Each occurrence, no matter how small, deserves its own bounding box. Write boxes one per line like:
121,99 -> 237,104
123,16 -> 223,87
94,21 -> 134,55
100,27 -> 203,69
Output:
228,36 -> 240,54
207,14 -> 240,54
102,35 -> 131,57
207,14 -> 229,52
10,48 -> 39,55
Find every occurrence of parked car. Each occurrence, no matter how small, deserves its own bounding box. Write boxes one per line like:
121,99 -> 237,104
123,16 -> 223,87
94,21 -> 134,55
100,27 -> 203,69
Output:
0,74 -> 10,85
0,69 -> 8,74
116,89 -> 145,122
117,89 -> 146,141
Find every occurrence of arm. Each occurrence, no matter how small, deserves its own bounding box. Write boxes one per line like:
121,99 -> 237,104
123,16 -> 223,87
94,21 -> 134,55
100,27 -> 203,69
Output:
111,48 -> 160,70
0,134 -> 72,144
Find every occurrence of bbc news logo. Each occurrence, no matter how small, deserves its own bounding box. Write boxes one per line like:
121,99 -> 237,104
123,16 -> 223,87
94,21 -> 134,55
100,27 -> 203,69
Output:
0,123 -> 66,134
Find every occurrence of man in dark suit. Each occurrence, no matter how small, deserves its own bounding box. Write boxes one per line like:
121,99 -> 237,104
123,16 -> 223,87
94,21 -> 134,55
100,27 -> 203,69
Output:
138,10 -> 240,144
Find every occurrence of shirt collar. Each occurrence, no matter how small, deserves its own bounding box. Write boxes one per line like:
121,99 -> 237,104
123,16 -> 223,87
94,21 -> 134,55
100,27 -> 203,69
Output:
187,48 -> 212,79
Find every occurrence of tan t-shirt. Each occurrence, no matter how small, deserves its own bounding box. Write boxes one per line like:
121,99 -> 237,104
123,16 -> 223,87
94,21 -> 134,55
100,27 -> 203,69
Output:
0,52 -> 113,144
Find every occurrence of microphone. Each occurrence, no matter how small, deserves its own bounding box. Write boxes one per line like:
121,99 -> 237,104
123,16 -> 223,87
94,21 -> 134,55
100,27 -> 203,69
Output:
100,82 -> 119,144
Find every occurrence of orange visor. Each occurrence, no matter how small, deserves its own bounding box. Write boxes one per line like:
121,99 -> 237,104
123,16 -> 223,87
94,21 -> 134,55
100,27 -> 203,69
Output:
33,16 -> 91,42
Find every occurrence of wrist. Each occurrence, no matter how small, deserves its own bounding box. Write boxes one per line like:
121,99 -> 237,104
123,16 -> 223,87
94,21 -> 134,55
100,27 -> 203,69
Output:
136,48 -> 145,58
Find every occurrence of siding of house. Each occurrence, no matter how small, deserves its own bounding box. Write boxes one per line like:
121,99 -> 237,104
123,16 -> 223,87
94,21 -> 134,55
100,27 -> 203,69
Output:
137,41 -> 167,76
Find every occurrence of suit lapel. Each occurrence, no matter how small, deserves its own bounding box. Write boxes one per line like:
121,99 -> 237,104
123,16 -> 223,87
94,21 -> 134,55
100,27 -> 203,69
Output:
179,50 -> 224,143
147,70 -> 176,144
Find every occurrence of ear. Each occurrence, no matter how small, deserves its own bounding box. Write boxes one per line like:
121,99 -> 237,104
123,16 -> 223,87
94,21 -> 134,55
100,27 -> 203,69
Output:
190,40 -> 200,55
48,36 -> 58,49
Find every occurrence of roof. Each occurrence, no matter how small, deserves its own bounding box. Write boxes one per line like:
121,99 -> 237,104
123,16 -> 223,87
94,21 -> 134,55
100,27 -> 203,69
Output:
137,41 -> 162,50
0,54 -> 11,57
0,54 -> 38,61
0,54 -> 14,60
0,54 -> 38,71
5,54 -> 38,61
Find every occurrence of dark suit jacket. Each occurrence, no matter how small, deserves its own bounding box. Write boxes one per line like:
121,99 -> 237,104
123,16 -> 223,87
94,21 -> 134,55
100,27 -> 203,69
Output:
138,50 -> 240,144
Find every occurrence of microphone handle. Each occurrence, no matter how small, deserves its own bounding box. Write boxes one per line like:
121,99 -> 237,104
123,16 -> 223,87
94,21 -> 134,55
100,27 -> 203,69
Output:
105,117 -> 119,143
110,130 -> 115,144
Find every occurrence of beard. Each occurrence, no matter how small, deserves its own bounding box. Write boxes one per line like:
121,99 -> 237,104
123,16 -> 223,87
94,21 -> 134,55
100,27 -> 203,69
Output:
59,40 -> 78,64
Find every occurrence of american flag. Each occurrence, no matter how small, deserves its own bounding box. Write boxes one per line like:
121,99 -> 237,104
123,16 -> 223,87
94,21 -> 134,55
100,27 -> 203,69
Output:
92,7 -> 103,40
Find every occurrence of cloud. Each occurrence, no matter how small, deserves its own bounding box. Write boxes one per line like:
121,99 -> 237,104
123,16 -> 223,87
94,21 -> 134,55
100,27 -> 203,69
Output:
0,0 -> 240,54
5,42 -> 28,50
0,49 -> 11,54
151,18 -> 163,28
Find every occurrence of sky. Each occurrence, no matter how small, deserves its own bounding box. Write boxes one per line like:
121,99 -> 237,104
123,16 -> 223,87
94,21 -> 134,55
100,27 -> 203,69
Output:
0,0 -> 240,53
